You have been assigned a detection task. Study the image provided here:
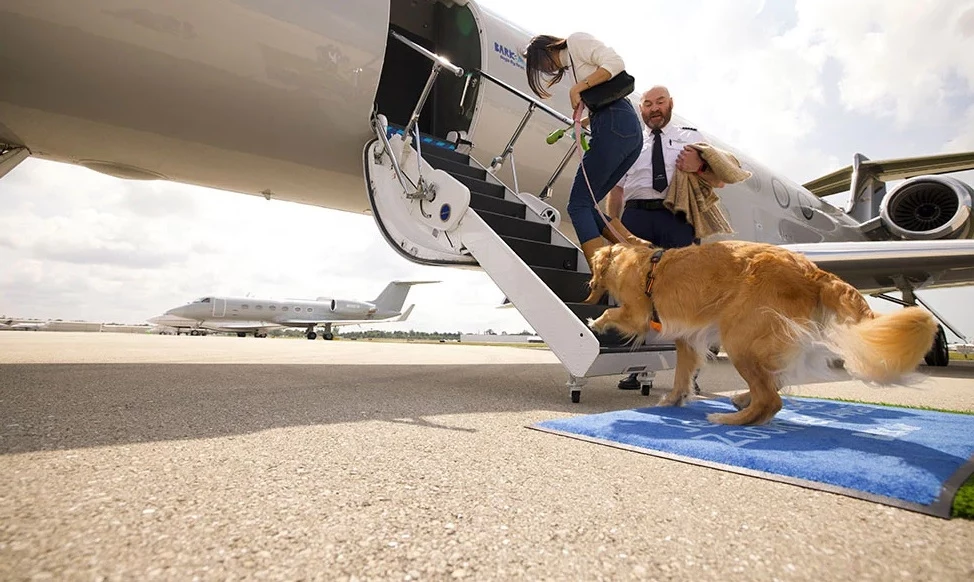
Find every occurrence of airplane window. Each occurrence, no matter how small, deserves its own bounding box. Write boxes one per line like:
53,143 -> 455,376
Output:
269,305 -> 277,311
256,305 -> 263,310
242,305 -> 249,309
282,306 -> 289,312
202,298 -> 211,303
294,307 -> 300,312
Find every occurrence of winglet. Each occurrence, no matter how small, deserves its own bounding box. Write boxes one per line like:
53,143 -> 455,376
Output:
395,304 -> 415,322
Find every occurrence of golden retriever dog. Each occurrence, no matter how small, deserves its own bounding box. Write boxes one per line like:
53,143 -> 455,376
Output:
586,241 -> 937,425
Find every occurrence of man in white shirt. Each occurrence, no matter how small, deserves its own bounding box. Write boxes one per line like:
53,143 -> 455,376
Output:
606,86 -> 715,247
606,86 -> 715,391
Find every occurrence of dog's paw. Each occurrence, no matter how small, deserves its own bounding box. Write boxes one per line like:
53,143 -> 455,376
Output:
587,317 -> 606,333
657,391 -> 687,407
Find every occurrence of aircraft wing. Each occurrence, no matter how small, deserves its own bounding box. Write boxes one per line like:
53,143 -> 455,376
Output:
784,239 -> 974,293
803,151 -> 974,197
278,308 -> 414,328
204,321 -> 280,331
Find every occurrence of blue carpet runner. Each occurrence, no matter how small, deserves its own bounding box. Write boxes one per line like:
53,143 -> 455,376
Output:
532,397 -> 974,518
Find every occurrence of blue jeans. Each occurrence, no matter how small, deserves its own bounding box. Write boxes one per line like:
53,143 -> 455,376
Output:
567,99 -> 643,243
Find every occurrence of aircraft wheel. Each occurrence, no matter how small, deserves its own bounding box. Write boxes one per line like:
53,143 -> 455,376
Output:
570,389 -> 581,403
190,330 -> 200,336
306,331 -> 317,340
640,383 -> 652,397
924,324 -> 949,367
237,332 -> 246,338
323,333 -> 334,341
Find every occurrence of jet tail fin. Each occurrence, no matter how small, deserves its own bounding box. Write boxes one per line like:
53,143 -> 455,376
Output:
804,151 -> 974,197
371,280 -> 439,314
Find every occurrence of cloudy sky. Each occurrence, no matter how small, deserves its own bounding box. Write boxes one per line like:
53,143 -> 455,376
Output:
2,0 -> 974,338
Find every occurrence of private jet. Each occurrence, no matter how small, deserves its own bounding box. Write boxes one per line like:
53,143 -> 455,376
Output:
152,280 -> 431,339
2,0 -> 974,401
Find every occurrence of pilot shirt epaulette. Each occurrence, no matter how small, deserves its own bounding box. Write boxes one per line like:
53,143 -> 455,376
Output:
680,126 -> 697,131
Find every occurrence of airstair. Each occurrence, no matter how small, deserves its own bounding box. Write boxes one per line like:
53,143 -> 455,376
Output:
364,32 -> 676,402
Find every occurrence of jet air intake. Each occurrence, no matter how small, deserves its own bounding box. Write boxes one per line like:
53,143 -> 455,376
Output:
879,176 -> 974,240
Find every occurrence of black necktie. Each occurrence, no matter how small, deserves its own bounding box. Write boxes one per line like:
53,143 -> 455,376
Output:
651,128 -> 668,192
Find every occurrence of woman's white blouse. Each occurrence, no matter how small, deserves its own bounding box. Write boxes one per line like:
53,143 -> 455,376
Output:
558,32 -> 626,83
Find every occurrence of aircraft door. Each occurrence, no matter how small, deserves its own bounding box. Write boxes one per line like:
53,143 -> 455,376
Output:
212,298 -> 227,318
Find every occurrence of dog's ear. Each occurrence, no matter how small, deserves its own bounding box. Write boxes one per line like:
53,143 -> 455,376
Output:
583,244 -> 615,304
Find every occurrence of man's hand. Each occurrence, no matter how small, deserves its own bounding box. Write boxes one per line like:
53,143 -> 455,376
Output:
676,146 -> 704,173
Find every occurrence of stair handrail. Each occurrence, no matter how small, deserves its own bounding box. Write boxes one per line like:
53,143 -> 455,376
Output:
390,31 -> 464,77
474,69 -> 576,127
473,69 -> 587,199
389,31 -> 464,141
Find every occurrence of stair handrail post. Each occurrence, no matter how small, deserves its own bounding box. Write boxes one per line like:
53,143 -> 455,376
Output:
402,64 -> 443,144
540,142 -> 578,200
371,112 -> 419,197
489,102 -> 536,179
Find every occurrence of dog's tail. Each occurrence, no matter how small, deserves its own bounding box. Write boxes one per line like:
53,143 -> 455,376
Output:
818,278 -> 937,383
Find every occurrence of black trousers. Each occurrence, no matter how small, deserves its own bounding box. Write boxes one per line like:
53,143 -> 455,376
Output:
621,199 -> 697,248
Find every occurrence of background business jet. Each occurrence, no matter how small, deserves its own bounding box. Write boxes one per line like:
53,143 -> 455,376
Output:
1,0 -> 973,400
149,281 -> 431,339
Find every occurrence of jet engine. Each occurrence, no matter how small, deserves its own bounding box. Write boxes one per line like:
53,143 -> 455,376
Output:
879,176 -> 974,240
329,300 -> 375,316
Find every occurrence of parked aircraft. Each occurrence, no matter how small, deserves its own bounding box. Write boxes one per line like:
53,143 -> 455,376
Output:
0,318 -> 48,331
153,281 -> 431,339
2,1 -> 973,399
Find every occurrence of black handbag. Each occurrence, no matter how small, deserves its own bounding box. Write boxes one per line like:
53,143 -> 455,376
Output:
570,54 -> 635,111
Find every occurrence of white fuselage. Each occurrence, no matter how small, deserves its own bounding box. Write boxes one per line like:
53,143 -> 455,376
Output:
166,296 -> 385,325
0,0 -> 864,245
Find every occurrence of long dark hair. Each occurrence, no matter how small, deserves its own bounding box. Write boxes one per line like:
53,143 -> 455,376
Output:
522,35 -> 569,99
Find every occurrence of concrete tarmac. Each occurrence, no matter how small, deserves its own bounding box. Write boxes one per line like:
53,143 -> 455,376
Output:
1,332 -> 973,581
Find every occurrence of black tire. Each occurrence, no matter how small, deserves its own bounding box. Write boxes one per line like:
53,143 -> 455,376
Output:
570,389 -> 581,403
640,383 -> 652,397
306,331 -> 317,340
237,332 -> 246,338
323,333 -> 334,341
190,330 -> 199,336
924,325 -> 949,367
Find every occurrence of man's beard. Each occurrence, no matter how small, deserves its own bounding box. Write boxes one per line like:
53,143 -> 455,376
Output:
642,109 -> 671,129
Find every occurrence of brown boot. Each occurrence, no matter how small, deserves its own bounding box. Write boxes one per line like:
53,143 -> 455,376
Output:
602,219 -> 653,247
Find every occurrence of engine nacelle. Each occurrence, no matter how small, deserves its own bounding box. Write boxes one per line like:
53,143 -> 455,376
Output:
329,300 -> 375,317
879,176 -> 974,240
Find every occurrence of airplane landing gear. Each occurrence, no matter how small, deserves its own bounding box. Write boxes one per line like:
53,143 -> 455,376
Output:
237,332 -> 246,338
925,324 -> 949,367
874,286 -> 959,368
323,332 -> 334,341
306,331 -> 317,340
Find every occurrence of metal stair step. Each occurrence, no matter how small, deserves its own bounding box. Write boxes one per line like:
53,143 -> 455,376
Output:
476,210 -> 551,243
418,144 -> 470,166
563,301 -> 673,351
500,236 -> 578,271
530,266 -> 591,304
468,192 -> 526,219
425,155 -> 487,181
454,174 -> 506,198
